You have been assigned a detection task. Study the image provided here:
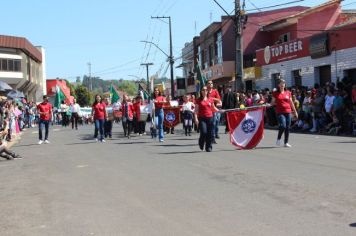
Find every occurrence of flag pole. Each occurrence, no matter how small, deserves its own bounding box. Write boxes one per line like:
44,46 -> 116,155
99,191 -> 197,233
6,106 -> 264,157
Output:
222,104 -> 270,113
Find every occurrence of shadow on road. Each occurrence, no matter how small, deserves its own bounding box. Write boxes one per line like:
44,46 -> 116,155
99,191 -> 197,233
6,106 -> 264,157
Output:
350,223 -> 356,227
13,144 -> 39,147
158,151 -> 203,155
334,141 -> 356,144
112,141 -> 150,145
65,142 -> 96,145
156,144 -> 195,147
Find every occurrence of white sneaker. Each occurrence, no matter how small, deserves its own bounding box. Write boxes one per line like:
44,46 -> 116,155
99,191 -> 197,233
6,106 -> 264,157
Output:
101,139 -> 106,143
44,140 -> 50,144
284,143 -> 292,148
276,139 -> 281,146
38,140 -> 43,145
159,139 -> 164,142
94,138 -> 98,142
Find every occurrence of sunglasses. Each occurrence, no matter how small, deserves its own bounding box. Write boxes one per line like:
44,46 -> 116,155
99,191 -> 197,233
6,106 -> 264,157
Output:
207,83 -> 213,84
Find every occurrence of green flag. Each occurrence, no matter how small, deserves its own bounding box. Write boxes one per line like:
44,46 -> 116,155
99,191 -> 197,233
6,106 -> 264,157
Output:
138,84 -> 150,100
195,59 -> 207,90
110,84 -> 120,103
54,85 -> 66,108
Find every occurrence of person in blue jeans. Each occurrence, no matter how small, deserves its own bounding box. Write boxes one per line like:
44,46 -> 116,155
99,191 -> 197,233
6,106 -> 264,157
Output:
36,95 -> 52,145
91,94 -> 107,142
152,87 -> 167,142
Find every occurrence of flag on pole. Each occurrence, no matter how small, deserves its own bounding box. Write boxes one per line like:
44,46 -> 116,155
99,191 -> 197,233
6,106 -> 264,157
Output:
109,84 -> 120,104
138,84 -> 150,100
226,107 -> 265,150
54,85 -> 66,108
194,59 -> 207,90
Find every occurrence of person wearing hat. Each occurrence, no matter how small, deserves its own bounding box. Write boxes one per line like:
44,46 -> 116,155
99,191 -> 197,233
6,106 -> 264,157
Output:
37,95 -> 52,144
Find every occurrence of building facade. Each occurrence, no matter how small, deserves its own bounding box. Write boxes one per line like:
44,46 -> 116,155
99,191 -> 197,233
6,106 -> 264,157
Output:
0,35 -> 45,102
255,0 -> 356,89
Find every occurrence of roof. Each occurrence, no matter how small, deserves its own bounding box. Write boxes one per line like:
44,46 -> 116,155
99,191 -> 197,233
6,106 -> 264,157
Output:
0,35 -> 42,62
262,0 -> 342,31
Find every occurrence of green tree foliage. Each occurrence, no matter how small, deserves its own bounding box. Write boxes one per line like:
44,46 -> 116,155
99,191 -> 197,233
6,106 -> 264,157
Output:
75,85 -> 91,107
117,80 -> 138,96
64,79 -> 77,98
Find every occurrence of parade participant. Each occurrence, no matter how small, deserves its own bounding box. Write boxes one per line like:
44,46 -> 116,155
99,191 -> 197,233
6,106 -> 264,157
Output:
222,85 -> 237,133
120,94 -> 134,139
133,95 -> 146,136
91,94 -> 107,142
271,79 -> 298,147
194,86 -> 218,152
70,98 -> 80,130
103,98 -> 113,138
182,94 -> 194,136
153,87 -> 167,142
37,95 -> 52,144
207,79 -> 222,143
164,95 -> 175,135
60,100 -> 69,127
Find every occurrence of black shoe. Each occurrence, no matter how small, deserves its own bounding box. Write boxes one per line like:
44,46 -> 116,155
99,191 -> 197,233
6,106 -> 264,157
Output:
206,147 -> 212,152
14,155 -> 23,159
171,131 -> 174,134
212,140 -> 217,144
215,135 -> 220,139
199,142 -> 204,151
188,133 -> 191,136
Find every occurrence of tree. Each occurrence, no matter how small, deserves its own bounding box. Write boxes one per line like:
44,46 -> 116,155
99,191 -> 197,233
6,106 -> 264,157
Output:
64,79 -> 77,98
117,80 -> 138,96
75,85 -> 91,107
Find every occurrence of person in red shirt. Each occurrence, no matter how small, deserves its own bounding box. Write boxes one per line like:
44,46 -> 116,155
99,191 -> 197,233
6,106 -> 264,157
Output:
194,86 -> 218,152
36,95 -> 52,144
120,94 -> 134,139
272,79 -> 298,147
153,87 -> 167,142
91,94 -> 107,142
207,79 -> 222,143
133,95 -> 146,136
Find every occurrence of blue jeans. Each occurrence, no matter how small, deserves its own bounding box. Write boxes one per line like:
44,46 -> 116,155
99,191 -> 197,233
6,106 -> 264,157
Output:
94,119 -> 105,140
277,113 -> 291,144
155,108 -> 164,140
212,112 -> 221,139
39,119 -> 50,141
199,117 -> 214,151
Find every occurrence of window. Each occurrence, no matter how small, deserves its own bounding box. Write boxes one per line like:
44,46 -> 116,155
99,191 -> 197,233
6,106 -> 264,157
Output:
14,60 -> 21,71
203,49 -> 208,69
1,59 -> 7,71
209,44 -> 214,66
279,33 -> 290,43
216,31 -> 223,64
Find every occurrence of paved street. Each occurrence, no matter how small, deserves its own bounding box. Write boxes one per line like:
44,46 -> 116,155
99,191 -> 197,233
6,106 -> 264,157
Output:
0,123 -> 355,236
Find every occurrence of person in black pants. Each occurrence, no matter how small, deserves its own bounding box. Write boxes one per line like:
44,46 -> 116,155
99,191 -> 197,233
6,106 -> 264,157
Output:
222,86 -> 237,133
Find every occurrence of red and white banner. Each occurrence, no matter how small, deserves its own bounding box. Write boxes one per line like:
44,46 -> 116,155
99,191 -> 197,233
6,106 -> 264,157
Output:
163,107 -> 181,128
226,107 -> 265,150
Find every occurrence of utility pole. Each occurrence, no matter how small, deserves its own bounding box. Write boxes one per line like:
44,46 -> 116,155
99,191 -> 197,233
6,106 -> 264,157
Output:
235,0 -> 245,92
151,16 -> 174,97
140,63 -> 154,95
87,62 -> 92,91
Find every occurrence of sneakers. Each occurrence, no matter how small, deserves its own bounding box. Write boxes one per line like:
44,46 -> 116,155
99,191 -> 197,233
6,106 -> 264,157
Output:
276,139 -> 281,146
159,139 -> 164,142
101,139 -> 106,143
44,140 -> 50,144
38,140 -> 43,145
284,143 -> 292,148
94,138 -> 98,142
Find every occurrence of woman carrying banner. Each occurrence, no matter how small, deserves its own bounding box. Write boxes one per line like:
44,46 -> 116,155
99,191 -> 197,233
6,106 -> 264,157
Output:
153,87 -> 167,142
194,86 -> 218,152
271,79 -> 298,147
91,94 -> 107,142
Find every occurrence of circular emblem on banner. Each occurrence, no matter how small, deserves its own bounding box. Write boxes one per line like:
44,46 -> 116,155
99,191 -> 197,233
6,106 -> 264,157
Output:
241,119 -> 256,134
264,46 -> 271,64
166,112 -> 176,122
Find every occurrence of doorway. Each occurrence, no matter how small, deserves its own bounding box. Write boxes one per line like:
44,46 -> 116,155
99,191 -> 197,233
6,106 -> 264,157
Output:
317,65 -> 331,87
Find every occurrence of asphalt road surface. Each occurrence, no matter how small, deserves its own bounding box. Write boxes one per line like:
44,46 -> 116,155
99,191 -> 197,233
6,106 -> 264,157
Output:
0,123 -> 355,236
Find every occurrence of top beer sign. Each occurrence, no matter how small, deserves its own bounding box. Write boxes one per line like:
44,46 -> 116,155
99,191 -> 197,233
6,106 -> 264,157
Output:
256,38 -> 310,66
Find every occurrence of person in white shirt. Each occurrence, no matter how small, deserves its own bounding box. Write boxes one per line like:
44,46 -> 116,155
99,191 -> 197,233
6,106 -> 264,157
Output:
182,95 -> 195,136
60,100 -> 69,127
70,98 -> 81,130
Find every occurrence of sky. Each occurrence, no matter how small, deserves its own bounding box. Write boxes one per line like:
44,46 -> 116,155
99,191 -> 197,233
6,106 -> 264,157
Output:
1,0 -> 355,82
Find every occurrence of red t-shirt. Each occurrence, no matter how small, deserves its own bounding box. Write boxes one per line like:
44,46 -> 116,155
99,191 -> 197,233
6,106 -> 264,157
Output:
208,88 -> 221,100
37,102 -> 52,121
352,88 -> 356,104
92,102 -> 106,120
273,90 -> 292,114
196,98 -> 214,118
154,96 -> 166,109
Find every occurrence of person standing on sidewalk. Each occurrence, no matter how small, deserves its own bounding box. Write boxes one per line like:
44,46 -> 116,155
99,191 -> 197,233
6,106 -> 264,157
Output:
70,98 -> 81,130
37,95 -> 52,144
91,94 -> 107,142
271,79 -> 298,147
